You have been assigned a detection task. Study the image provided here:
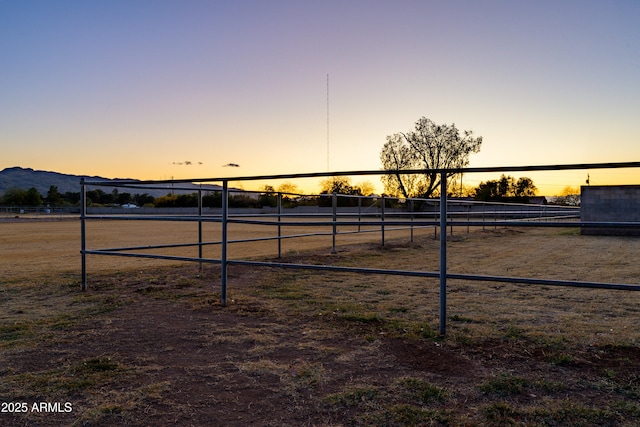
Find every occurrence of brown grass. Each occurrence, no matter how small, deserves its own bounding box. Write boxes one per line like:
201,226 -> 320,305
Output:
0,218 -> 411,281
1,218 -> 639,426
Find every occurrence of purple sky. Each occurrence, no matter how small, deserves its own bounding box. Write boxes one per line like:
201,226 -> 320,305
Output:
2,1 -> 639,194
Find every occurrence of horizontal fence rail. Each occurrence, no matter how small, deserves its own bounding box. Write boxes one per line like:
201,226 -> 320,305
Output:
80,161 -> 640,335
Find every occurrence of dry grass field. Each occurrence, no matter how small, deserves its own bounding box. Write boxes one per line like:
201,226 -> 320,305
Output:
1,218 -> 639,426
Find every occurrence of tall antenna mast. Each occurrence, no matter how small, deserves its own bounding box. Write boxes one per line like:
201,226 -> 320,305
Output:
326,73 -> 330,171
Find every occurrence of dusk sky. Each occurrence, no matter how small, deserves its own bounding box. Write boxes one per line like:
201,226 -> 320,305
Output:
2,1 -> 639,195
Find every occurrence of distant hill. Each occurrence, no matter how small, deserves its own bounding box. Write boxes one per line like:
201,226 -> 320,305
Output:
0,167 -> 227,197
0,167 -> 115,195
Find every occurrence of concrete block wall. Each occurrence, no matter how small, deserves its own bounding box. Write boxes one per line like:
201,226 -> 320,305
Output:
580,185 -> 640,235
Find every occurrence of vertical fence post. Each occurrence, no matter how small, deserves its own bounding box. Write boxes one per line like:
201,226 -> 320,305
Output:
410,199 -> 414,243
439,171 -> 448,336
503,204 -> 506,228
434,202 -> 437,240
381,195 -> 385,247
505,204 -> 508,228
198,187 -> 203,271
220,181 -> 228,305
357,196 -> 362,232
277,192 -> 282,258
482,203 -> 486,231
450,203 -> 453,236
331,193 -> 337,254
80,179 -> 87,291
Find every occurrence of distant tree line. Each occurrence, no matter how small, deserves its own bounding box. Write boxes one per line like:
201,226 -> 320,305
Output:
0,186 -> 80,207
473,175 -> 538,203
0,186 -> 154,207
0,185 -> 318,208
1,174 -> 548,209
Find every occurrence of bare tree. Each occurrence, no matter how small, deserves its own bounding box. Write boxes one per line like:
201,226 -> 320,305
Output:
319,176 -> 360,195
380,117 -> 482,198
276,182 -> 301,199
552,186 -> 580,206
356,181 -> 376,196
474,175 -> 537,202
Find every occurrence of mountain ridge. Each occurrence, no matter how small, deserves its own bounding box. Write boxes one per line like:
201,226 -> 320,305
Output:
0,167 -> 227,197
0,167 -> 120,195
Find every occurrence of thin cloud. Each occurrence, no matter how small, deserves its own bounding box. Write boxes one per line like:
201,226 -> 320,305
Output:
172,161 -> 203,166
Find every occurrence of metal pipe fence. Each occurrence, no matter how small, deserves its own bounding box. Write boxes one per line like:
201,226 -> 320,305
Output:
80,161 -> 640,335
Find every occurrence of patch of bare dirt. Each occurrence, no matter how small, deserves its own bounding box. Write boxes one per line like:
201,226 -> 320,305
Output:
3,262 -> 639,426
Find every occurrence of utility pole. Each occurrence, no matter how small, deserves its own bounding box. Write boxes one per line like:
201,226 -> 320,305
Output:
326,73 -> 330,172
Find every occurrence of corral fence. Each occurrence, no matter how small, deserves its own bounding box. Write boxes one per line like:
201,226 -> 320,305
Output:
80,162 -> 640,335
1,206 -> 79,218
